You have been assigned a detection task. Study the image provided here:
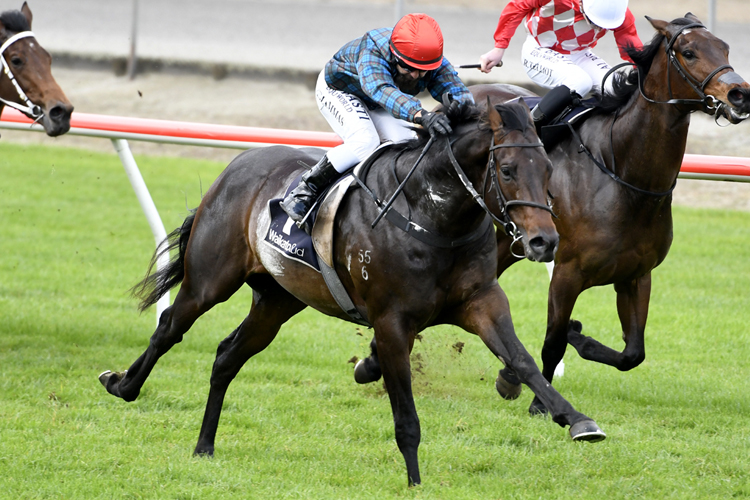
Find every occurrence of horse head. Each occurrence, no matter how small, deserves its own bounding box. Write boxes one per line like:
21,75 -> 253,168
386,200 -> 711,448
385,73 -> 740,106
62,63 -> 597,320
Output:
481,98 -> 558,262
0,2 -> 73,136
646,13 -> 750,124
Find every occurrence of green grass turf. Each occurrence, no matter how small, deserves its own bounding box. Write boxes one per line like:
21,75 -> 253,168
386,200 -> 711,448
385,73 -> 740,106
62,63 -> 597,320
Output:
0,142 -> 748,499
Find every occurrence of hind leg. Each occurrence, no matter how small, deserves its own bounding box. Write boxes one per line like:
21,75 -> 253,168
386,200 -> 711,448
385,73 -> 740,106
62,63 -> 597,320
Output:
567,273 -> 650,370
99,270 -> 245,401
100,209 -> 251,402
194,277 -> 306,456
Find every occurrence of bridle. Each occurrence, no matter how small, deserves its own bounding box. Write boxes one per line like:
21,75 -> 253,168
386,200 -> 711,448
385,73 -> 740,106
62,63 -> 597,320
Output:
446,134 -> 554,257
638,22 -> 733,118
355,131 -> 555,258
580,21 -> 737,197
0,31 -> 43,120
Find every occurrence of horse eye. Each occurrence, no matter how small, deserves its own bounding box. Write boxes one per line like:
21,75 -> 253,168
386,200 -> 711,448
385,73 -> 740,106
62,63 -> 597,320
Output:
10,56 -> 23,67
500,165 -> 512,180
682,50 -> 696,60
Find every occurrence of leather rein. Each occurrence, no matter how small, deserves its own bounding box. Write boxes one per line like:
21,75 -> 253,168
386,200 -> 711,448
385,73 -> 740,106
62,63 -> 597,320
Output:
355,132 -> 553,257
573,22 -> 733,198
0,31 -> 43,120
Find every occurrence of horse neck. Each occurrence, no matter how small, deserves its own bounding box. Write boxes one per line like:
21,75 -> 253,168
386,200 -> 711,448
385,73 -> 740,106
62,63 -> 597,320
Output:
398,135 -> 489,233
595,68 -> 692,193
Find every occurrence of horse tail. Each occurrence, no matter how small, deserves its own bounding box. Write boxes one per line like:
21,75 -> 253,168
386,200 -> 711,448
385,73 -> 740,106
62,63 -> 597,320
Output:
131,210 -> 196,312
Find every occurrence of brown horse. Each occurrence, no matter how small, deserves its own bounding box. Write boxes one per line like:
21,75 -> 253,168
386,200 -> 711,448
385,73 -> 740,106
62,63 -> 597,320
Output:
99,100 -> 606,486
483,14 -> 750,414
353,14 -> 750,415
0,2 -> 72,136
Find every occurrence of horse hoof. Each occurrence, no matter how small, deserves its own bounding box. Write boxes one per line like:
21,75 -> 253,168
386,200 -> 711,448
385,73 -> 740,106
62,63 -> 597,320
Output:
495,372 -> 522,400
353,359 -> 380,384
98,369 -> 127,397
569,420 -> 606,442
98,370 -> 112,387
194,445 -> 214,457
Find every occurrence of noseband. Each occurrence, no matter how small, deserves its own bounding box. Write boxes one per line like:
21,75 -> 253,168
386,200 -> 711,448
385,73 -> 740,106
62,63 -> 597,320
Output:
0,31 -> 43,120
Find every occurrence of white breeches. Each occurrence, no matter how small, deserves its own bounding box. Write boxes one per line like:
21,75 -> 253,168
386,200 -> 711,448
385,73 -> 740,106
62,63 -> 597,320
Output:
521,35 -> 614,97
315,70 -> 417,173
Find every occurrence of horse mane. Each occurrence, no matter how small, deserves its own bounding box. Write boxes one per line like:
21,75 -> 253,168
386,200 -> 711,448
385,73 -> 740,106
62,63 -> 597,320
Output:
393,99 -> 530,155
0,10 -> 30,33
594,16 -> 698,114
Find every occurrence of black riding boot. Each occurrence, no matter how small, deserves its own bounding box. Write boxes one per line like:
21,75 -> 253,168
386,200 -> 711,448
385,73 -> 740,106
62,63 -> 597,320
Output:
530,84 -> 579,133
280,155 -> 341,227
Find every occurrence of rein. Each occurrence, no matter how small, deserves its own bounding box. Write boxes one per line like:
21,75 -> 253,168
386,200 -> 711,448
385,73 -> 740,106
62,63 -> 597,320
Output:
354,131 -> 553,255
0,31 -> 43,120
566,120 -> 676,198
576,21 -> 736,197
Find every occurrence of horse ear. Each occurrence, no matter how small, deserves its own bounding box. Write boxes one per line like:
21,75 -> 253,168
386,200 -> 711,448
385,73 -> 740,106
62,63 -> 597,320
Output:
486,96 -> 503,130
646,16 -> 669,37
684,12 -> 703,24
21,2 -> 33,29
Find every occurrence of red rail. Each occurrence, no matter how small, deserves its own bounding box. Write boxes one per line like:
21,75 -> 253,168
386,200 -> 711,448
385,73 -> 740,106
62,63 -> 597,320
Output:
3,107 -> 750,180
0,107 -> 343,149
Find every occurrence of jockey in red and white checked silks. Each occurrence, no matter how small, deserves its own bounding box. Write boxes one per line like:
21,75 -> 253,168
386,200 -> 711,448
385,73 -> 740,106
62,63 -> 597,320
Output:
480,0 -> 643,96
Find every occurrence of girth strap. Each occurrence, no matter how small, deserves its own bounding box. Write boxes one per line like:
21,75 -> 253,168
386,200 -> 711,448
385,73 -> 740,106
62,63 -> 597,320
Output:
318,258 -> 371,327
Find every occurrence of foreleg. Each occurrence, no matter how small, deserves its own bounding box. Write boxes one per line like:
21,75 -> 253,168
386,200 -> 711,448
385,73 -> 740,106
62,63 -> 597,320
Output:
457,284 -> 604,441
372,315 -> 422,486
567,273 -> 651,370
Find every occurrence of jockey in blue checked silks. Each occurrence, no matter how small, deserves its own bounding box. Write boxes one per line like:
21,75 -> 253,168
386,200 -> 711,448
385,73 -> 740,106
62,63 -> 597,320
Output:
280,13 -> 475,226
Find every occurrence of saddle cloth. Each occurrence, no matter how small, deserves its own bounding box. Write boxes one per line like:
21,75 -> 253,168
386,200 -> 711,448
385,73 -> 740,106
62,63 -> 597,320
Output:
263,143 -> 391,272
264,191 -> 321,271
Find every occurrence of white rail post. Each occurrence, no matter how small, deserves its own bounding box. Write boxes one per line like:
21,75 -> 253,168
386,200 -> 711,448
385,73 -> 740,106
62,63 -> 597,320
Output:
707,0 -> 716,32
394,0 -> 404,23
111,138 -> 170,324
127,0 -> 139,80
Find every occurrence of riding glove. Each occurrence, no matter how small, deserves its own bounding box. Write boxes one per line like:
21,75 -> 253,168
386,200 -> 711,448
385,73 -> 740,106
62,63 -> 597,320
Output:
416,111 -> 452,137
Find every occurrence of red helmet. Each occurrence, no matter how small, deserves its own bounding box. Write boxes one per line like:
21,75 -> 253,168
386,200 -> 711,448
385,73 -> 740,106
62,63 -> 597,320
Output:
389,13 -> 444,71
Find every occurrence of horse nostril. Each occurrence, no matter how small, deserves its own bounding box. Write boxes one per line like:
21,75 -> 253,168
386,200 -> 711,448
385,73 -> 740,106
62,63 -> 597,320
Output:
48,104 -> 72,121
529,236 -> 548,252
728,88 -> 749,106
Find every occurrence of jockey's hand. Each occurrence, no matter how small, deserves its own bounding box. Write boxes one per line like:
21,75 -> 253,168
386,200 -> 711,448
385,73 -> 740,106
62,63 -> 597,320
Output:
416,110 -> 452,137
479,47 -> 505,73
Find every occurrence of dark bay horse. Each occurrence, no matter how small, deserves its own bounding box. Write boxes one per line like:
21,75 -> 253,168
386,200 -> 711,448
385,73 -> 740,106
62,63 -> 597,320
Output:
0,2 -> 72,136
99,100 -> 606,486
481,14 -> 750,414
353,14 -> 750,415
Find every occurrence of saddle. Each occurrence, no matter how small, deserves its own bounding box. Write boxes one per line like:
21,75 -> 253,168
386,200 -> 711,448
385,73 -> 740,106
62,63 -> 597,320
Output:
513,96 -> 596,150
263,146 -> 392,327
